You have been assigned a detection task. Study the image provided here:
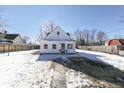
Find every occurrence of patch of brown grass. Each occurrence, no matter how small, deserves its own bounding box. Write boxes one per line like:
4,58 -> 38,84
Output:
67,57 -> 124,87
31,51 -> 40,55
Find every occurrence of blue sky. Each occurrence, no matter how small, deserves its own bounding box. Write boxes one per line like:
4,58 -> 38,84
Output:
1,5 -> 124,41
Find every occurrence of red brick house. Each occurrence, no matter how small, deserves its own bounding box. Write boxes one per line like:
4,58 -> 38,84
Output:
108,39 -> 124,46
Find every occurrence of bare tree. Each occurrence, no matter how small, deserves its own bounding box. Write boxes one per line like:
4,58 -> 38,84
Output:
90,29 -> 97,45
23,36 -> 30,44
96,31 -> 106,45
37,26 -> 43,43
37,21 -> 57,43
45,21 -> 56,32
82,29 -> 90,45
74,29 -> 86,46
74,28 -> 107,46
0,17 -> 7,32
43,21 -> 57,37
74,30 -> 81,46
74,30 -> 80,41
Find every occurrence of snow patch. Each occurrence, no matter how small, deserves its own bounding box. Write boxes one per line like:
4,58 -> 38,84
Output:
76,49 -> 124,70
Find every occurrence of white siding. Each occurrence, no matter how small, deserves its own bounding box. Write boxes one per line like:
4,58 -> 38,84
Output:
40,40 -> 75,53
13,35 -> 25,45
41,26 -> 75,53
46,26 -> 72,41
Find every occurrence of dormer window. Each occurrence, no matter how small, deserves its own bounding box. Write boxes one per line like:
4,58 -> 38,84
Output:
57,32 -> 59,35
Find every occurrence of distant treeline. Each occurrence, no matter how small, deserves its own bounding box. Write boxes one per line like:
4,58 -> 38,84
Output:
74,29 -> 108,47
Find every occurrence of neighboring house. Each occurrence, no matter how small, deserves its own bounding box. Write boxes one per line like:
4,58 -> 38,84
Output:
0,39 -> 13,44
108,39 -> 124,46
40,26 -> 75,53
0,31 -> 26,45
4,34 -> 25,45
0,32 -> 6,39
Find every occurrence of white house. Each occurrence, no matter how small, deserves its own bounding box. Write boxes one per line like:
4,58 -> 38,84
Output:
0,31 -> 26,45
4,34 -> 25,45
40,26 -> 75,53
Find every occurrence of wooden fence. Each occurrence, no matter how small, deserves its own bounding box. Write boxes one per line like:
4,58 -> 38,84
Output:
78,46 -> 119,55
0,44 -> 32,52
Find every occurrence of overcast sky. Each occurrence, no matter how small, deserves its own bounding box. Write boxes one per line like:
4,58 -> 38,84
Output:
1,5 -> 124,41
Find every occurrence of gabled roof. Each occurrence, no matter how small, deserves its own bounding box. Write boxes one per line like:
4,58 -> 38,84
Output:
4,34 -> 19,40
109,39 -> 124,45
44,26 -> 73,41
46,26 -> 70,36
46,32 -> 70,37
118,39 -> 124,45
46,26 -> 62,36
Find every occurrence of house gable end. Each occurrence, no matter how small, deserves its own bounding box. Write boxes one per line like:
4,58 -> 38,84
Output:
109,39 -> 122,46
13,35 -> 25,45
45,26 -> 72,41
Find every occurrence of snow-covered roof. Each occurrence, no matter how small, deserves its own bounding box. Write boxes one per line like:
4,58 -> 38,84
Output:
4,34 -> 19,40
44,26 -> 74,41
0,39 -> 13,44
0,32 -> 20,41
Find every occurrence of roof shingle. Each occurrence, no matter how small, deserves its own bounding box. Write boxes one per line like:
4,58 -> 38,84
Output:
4,34 -> 19,40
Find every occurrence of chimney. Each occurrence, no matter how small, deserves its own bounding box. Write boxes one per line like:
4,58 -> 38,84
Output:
4,30 -> 7,34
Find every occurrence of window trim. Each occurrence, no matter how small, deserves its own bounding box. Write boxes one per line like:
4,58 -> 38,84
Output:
44,44 -> 48,49
52,44 -> 56,49
67,44 -> 73,49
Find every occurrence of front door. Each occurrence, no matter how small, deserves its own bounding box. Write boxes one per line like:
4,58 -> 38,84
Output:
61,43 -> 65,53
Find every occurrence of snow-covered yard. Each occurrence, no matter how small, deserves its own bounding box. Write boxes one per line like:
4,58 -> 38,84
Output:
0,50 -> 53,88
76,49 -> 124,70
0,49 -> 124,88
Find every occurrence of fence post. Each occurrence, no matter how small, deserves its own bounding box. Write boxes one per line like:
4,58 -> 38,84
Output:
8,44 -> 10,56
117,46 -> 119,55
3,45 -> 5,53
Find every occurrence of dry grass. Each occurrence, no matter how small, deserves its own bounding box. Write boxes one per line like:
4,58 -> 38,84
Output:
67,57 -> 124,87
31,51 -> 40,55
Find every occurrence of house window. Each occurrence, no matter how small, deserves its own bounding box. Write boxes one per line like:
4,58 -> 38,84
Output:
52,44 -> 56,49
57,32 -> 59,35
44,44 -> 48,49
67,44 -> 73,49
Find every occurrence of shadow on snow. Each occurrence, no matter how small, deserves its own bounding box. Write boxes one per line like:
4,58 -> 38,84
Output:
36,52 -> 124,87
